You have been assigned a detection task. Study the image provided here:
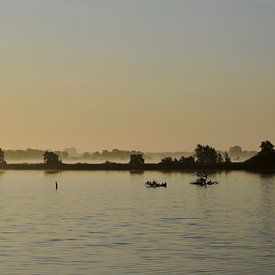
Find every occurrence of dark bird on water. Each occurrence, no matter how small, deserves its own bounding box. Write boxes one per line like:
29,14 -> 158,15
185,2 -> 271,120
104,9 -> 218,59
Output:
55,182 -> 58,189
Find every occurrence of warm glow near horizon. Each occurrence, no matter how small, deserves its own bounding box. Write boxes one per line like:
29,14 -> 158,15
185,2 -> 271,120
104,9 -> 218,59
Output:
0,0 -> 274,152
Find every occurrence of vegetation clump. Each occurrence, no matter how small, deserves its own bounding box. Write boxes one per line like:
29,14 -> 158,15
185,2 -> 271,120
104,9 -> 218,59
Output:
244,140 -> 275,169
145,180 -> 167,188
0,148 -> 7,166
191,172 -> 218,187
159,145 -> 230,168
259,140 -> 274,155
129,154 -> 145,167
194,144 -> 228,164
43,151 -> 62,165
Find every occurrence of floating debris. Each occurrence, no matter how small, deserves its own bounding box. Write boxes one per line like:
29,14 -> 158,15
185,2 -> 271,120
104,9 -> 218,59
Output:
191,172 -> 218,187
145,180 -> 167,188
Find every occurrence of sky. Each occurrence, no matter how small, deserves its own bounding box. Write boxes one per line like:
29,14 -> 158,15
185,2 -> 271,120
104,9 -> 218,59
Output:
0,0 -> 274,152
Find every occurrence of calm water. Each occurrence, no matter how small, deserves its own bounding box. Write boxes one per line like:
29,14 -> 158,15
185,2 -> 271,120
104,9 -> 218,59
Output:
0,170 -> 274,274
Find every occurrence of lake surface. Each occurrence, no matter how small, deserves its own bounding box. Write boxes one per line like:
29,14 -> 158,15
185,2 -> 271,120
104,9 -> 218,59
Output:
0,170 -> 274,274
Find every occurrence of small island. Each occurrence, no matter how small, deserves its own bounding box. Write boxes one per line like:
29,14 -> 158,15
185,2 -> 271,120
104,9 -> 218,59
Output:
0,140 -> 274,171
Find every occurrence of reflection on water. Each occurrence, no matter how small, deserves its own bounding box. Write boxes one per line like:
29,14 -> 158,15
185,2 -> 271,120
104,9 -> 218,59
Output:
0,171 -> 275,274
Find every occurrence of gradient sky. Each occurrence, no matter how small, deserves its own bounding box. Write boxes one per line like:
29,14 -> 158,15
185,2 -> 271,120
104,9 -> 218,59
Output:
0,0 -> 274,152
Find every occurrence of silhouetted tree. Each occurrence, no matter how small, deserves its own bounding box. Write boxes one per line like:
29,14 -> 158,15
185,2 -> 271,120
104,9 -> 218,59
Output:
194,144 -> 221,164
160,157 -> 174,165
83,152 -> 92,158
260,140 -> 274,154
229,145 -> 242,156
178,156 -> 195,166
224,151 -> 231,163
43,151 -> 62,165
129,154 -> 144,166
217,153 -> 223,163
0,148 -> 7,165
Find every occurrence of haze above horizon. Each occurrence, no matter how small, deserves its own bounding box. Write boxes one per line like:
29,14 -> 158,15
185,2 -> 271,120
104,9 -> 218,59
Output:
1,0 -> 274,151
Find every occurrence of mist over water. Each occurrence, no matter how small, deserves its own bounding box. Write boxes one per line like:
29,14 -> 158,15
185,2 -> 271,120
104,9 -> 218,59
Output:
0,170 -> 274,274
1,0 -> 274,273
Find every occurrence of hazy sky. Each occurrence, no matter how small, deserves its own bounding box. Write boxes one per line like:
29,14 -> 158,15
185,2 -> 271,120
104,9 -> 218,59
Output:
0,0 -> 274,152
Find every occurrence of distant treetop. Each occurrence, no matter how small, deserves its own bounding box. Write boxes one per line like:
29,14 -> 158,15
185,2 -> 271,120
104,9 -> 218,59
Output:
43,151 -> 62,165
129,154 -> 145,166
0,148 -> 7,165
194,144 -> 222,164
260,140 -> 274,154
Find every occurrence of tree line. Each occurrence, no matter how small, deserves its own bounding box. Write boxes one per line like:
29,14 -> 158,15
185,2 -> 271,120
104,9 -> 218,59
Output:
0,140 -> 273,168
158,144 -> 231,168
129,141 -> 274,167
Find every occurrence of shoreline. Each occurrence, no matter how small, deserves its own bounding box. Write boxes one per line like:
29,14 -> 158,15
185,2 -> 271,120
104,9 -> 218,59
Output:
0,163 -> 274,172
